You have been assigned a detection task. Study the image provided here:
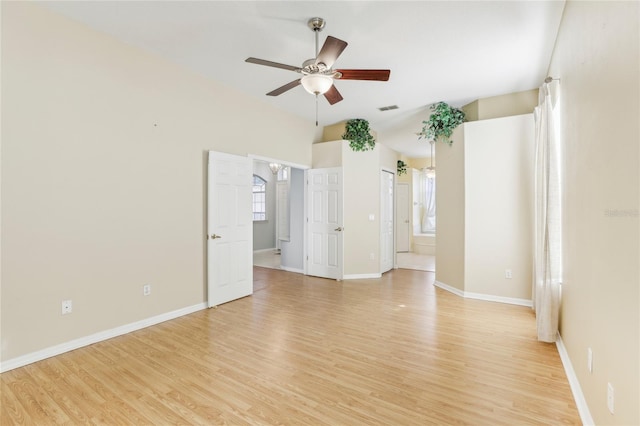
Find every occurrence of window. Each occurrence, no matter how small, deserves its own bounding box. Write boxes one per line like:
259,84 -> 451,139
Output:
277,166 -> 289,182
252,175 -> 267,221
420,172 -> 436,234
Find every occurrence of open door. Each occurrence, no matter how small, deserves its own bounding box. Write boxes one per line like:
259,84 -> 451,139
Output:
207,151 -> 253,307
306,168 -> 343,280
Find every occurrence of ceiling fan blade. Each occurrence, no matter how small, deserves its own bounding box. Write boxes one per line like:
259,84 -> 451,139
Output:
324,85 -> 343,105
336,69 -> 391,81
245,57 -> 301,72
316,36 -> 348,68
266,79 -> 301,96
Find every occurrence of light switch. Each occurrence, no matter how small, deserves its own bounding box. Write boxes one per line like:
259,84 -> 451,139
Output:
368,214 -> 375,221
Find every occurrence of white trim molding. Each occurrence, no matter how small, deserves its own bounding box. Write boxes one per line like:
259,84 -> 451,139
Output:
0,303 -> 207,373
248,154 -> 310,171
433,281 -> 533,307
556,334 -> 594,426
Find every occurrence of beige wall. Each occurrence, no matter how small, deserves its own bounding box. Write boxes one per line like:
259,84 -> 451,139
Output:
407,157 -> 436,171
311,140 -> 342,169
434,126 -> 466,291
463,89 -> 538,122
312,139 -> 399,277
464,114 -> 534,300
342,144 -> 381,276
461,100 -> 479,122
1,3 -> 314,362
436,114 -> 533,301
547,1 -> 639,424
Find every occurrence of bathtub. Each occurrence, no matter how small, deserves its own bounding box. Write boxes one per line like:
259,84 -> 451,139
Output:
412,233 -> 436,255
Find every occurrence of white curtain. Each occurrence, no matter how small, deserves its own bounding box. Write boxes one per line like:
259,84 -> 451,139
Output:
533,80 -> 562,343
420,172 -> 436,234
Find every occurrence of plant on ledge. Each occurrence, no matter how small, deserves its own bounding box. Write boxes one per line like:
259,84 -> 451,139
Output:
417,101 -> 466,145
342,118 -> 376,152
397,160 -> 407,176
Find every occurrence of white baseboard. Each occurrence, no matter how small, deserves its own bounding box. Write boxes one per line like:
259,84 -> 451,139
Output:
343,273 -> 382,280
434,280 -> 533,307
556,334 -> 594,426
464,291 -> 533,307
0,302 -> 207,373
434,280 -> 465,297
280,266 -> 304,274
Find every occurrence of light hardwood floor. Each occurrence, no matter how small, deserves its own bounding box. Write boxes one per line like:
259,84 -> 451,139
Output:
1,268 -> 580,425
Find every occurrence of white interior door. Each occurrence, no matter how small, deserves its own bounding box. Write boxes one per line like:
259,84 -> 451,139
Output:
380,170 -> 394,273
396,183 -> 410,252
306,168 -> 343,280
207,151 -> 253,307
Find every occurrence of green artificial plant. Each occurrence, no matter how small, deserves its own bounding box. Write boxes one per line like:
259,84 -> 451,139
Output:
342,118 -> 376,152
397,160 -> 407,176
418,102 -> 466,145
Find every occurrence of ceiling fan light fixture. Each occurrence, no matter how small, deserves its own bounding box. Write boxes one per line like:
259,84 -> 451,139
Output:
301,74 -> 333,95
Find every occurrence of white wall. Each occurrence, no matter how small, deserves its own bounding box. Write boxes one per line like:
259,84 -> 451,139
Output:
547,1 -> 639,424
1,3 -> 314,363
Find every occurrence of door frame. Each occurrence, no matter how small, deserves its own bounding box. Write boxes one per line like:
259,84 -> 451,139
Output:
380,168 -> 396,273
248,154 -> 309,273
396,182 -> 411,254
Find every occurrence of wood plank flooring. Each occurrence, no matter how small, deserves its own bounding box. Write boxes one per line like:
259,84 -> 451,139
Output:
1,268 -> 580,425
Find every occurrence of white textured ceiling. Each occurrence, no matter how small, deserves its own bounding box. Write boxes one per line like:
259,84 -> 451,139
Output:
39,1 -> 565,158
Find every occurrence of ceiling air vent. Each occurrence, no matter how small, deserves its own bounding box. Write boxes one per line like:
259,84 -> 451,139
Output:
378,105 -> 399,111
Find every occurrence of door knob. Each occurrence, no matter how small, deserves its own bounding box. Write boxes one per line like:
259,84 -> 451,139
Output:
334,227 -> 343,232
210,234 -> 222,239
404,220 -> 410,223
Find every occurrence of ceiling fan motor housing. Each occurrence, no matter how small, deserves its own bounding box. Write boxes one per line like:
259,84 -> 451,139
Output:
307,17 -> 326,32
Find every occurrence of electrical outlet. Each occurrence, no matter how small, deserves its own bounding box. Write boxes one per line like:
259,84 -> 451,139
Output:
607,382 -> 614,414
61,299 -> 73,315
505,269 -> 513,279
143,284 -> 151,296
587,347 -> 593,373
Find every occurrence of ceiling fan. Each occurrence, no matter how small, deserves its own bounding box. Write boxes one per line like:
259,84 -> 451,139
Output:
245,17 -> 390,107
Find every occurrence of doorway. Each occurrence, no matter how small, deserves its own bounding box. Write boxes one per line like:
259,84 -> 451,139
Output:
251,159 -> 306,273
395,166 -> 436,272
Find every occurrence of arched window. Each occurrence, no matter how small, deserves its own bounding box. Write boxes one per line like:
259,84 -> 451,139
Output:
252,175 -> 267,221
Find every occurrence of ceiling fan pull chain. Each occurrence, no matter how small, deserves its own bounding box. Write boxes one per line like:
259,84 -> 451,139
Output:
315,94 -> 319,126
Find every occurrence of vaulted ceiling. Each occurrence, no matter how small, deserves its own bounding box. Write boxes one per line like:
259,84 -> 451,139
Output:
40,1 -> 565,157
